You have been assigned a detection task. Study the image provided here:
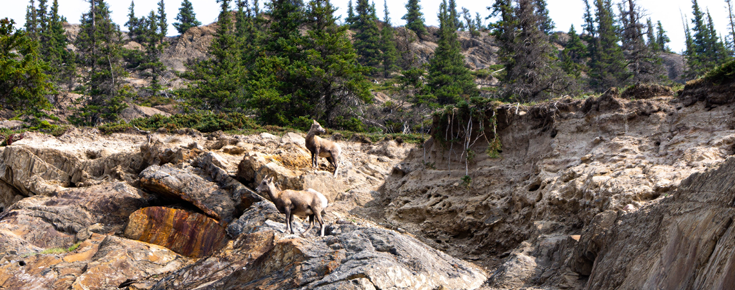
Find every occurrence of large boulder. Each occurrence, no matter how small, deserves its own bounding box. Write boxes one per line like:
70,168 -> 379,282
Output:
0,182 -> 152,254
148,200 -> 487,290
124,206 -> 228,258
139,164 -> 237,222
0,146 -> 70,196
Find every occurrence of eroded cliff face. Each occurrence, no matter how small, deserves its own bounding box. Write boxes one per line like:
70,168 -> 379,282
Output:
368,86 -> 735,288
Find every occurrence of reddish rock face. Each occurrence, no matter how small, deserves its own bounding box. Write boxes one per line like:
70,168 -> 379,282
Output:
124,206 -> 228,258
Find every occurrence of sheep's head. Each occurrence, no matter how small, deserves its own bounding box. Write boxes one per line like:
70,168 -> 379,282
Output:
256,175 -> 274,194
310,120 -> 327,135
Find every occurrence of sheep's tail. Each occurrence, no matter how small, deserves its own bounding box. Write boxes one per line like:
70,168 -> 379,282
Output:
307,188 -> 330,209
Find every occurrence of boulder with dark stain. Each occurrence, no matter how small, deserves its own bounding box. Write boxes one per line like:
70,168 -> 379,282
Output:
124,206 -> 228,258
139,164 -> 237,222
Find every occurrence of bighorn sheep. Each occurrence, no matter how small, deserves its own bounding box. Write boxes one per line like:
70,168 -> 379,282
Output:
305,120 -> 342,176
256,175 -> 329,236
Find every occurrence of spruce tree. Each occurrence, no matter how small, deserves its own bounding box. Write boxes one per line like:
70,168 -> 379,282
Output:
403,0 -> 427,39
561,25 -> 586,78
426,0 -> 477,104
174,0 -> 201,34
125,1 -> 144,42
181,0 -> 245,111
381,0 -> 398,77
462,8 -> 477,36
589,0 -> 629,90
43,0 -> 76,89
534,0 -> 554,34
619,0 -> 662,84
353,0 -> 382,73
25,0 -> 38,41
157,0 -> 167,41
345,0 -> 357,25
727,0 -> 735,51
0,18 -> 53,114
74,0 -> 128,125
448,0 -> 462,31
646,18 -> 657,51
475,12 -> 483,31
656,20 -> 670,52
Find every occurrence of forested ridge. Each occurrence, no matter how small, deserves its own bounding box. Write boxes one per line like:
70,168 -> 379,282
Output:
2,0 -> 735,135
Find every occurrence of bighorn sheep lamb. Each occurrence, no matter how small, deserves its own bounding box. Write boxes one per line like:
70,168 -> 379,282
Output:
256,175 -> 329,236
305,120 -> 342,177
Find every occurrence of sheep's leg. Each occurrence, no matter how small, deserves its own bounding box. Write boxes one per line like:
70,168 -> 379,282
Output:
285,208 -> 294,235
315,210 -> 326,237
331,153 -> 340,177
304,214 -> 315,236
311,151 -> 317,168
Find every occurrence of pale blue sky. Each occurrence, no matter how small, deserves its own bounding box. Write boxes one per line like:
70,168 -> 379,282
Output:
2,0 -> 734,53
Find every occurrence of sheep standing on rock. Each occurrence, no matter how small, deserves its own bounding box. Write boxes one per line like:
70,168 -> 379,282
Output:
305,120 -> 342,176
256,175 -> 329,236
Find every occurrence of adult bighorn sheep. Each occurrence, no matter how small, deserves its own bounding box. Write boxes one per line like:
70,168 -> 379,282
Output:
256,175 -> 329,236
305,120 -> 342,177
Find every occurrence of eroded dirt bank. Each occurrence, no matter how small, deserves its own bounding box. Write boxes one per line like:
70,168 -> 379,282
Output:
366,85 -> 735,289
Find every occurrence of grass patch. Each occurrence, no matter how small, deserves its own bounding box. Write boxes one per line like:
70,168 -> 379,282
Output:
33,243 -> 82,256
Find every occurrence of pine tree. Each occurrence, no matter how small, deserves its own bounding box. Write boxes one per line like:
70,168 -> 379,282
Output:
403,0 -> 427,39
345,0 -> 357,25
381,0 -> 398,77
157,0 -> 167,41
174,0 -> 201,34
25,0 -> 38,41
646,18 -> 657,51
475,12 -> 483,31
448,0 -> 462,31
706,10 -> 729,63
426,0 -> 477,104
462,8 -> 477,36
619,0 -> 662,84
125,1 -> 145,42
73,0 -> 128,125
492,0 -> 573,101
0,18 -> 54,114
353,0 -> 382,73
534,0 -> 554,34
656,20 -> 670,52
727,0 -> 735,51
43,0 -> 76,89
589,0 -> 629,90
37,0 -> 48,36
561,25 -> 586,78
181,0 -> 245,111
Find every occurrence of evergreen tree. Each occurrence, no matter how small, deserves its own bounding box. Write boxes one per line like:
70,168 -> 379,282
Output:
448,0 -> 462,30
345,0 -> 357,25
0,18 -> 53,114
157,0 -> 167,41
403,0 -> 427,39
727,0 -> 735,51
426,0 -> 477,104
706,10 -> 729,63
462,8 -> 477,36
353,0 -> 382,73
25,0 -> 38,41
561,25 -> 586,78
646,18 -> 657,51
656,20 -> 670,52
492,0 -> 573,101
140,11 -> 167,94
174,0 -> 201,34
37,0 -> 48,36
475,12 -> 483,31
589,0 -> 629,90
73,0 -> 128,125
619,0 -> 662,84
534,0 -> 554,34
125,1 -> 145,42
381,0 -> 398,77
43,0 -> 76,89
181,0 -> 245,111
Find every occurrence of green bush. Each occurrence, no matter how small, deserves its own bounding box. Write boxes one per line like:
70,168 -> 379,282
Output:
705,59 -> 735,84
130,112 -> 259,133
332,116 -> 365,132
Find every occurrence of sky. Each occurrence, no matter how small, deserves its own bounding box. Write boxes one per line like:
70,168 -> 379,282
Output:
2,0 -> 734,53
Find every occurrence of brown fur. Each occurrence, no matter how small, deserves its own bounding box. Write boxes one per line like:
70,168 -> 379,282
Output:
256,175 -> 329,236
305,120 -> 342,176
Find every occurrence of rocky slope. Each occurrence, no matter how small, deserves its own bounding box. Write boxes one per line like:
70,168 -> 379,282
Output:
0,126 -> 486,289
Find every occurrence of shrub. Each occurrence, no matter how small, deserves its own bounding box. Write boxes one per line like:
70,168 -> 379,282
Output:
705,59 -> 735,85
